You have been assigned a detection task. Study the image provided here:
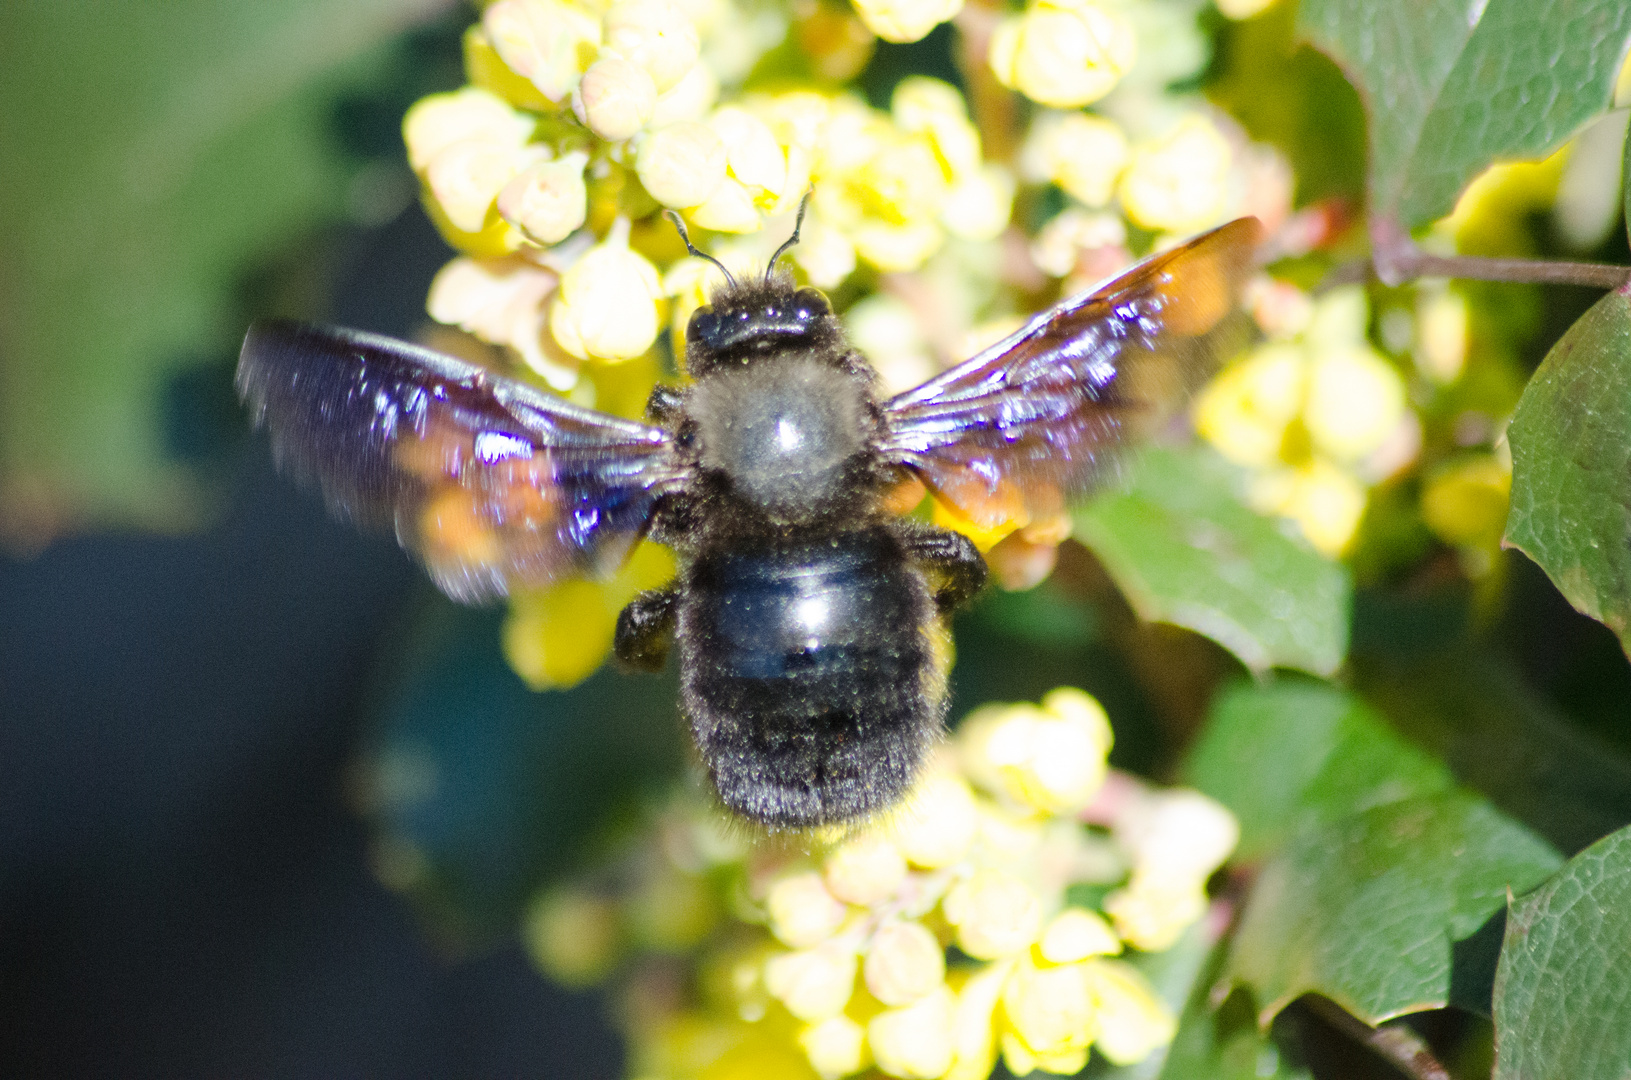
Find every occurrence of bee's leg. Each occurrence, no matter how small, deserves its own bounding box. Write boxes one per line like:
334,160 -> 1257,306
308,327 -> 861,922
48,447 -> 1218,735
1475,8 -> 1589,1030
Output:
894,523 -> 988,612
614,585 -> 680,671
644,383 -> 688,426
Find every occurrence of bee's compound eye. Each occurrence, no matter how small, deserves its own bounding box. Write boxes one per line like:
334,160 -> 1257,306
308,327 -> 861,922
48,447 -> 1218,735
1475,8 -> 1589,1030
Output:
689,307 -> 720,344
793,288 -> 831,319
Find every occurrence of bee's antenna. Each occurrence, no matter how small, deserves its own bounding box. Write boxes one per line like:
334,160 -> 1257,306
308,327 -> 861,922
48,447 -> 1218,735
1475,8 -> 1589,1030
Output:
664,209 -> 736,289
765,190 -> 813,282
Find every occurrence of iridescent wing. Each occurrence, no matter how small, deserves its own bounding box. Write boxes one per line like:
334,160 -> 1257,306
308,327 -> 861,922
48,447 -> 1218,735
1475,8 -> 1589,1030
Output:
878,217 -> 1262,528
237,321 -> 684,602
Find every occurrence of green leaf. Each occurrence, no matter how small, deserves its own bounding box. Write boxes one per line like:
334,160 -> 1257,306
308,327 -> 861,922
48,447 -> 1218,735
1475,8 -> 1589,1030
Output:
1297,0 -> 1631,228
1074,446 -> 1352,678
1353,642 -> 1631,857
1225,791 -> 1561,1026
1185,678 -> 1452,861
1505,286 -> 1631,659
0,1 -> 441,537
1493,824 -> 1631,1080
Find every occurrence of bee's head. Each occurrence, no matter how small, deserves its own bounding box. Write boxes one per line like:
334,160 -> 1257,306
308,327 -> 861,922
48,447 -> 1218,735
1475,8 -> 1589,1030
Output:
684,282 -> 835,374
666,194 -> 845,376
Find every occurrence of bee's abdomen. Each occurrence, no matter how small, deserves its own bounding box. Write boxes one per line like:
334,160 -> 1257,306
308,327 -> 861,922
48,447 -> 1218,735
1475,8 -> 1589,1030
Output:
679,527 -> 944,828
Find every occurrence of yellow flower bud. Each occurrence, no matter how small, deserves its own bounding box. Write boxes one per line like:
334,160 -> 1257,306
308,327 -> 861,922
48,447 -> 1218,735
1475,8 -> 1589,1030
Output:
710,106 -> 788,199
1116,788 -> 1237,882
689,176 -> 765,233
638,120 -> 729,208
484,0 -> 603,105
1001,958 -> 1097,1061
1421,454 -> 1511,549
651,60 -> 720,125
1038,907 -> 1120,964
426,255 -> 574,387
864,920 -> 946,1005
959,690 -> 1112,815
851,220 -> 943,272
550,226 -> 664,360
892,77 -> 981,179
603,0 -> 701,91
889,766 -> 978,868
523,886 -> 621,986
1194,343 -> 1307,469
573,55 -> 658,141
1119,115 -> 1232,232
946,961 -> 1009,1080
1248,460 -> 1368,556
1031,112 -> 1128,207
990,0 -> 1136,109
1304,345 -> 1406,462
851,0 -> 963,43
860,138 -> 947,224
799,1014 -> 869,1079
498,152 -> 590,243
765,869 -> 850,947
791,215 -> 858,288
403,87 -> 535,173
942,868 -> 1042,959
941,165 -> 1015,242
867,985 -> 957,1079
1082,959 -> 1176,1065
425,139 -> 538,234
824,833 -> 908,905
463,24 -> 555,112
1031,208 -> 1126,277
764,940 -> 859,1020
503,541 -> 676,687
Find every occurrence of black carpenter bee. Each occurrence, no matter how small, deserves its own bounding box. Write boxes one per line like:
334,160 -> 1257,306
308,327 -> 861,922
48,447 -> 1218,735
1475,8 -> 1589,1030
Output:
237,207 -> 1261,830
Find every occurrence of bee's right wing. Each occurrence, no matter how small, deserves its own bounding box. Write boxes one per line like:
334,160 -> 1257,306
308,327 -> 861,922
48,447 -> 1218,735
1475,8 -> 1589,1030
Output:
238,321 -> 685,603
877,218 -> 1261,528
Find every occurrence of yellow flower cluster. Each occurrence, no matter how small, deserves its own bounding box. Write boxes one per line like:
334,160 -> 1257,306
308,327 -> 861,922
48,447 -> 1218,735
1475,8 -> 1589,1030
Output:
400,0 -> 1290,686
524,688 -> 1238,1079
1195,284 -> 1415,556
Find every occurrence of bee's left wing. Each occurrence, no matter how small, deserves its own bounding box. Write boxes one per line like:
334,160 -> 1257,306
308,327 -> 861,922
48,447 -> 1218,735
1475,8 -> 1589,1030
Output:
878,217 -> 1262,528
238,321 -> 684,603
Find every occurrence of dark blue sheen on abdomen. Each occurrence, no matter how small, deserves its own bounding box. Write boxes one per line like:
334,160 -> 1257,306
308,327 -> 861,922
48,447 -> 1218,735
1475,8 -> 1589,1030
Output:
680,528 -> 938,826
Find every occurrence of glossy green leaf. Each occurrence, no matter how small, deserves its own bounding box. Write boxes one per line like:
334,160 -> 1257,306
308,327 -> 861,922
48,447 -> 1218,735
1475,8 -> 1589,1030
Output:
1353,642 -> 1631,857
1074,447 -> 1351,677
1505,285 -> 1631,659
0,1 -> 443,537
1298,0 -> 1631,228
1225,791 -> 1561,1026
1185,679 -> 1452,861
1493,824 -> 1631,1080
